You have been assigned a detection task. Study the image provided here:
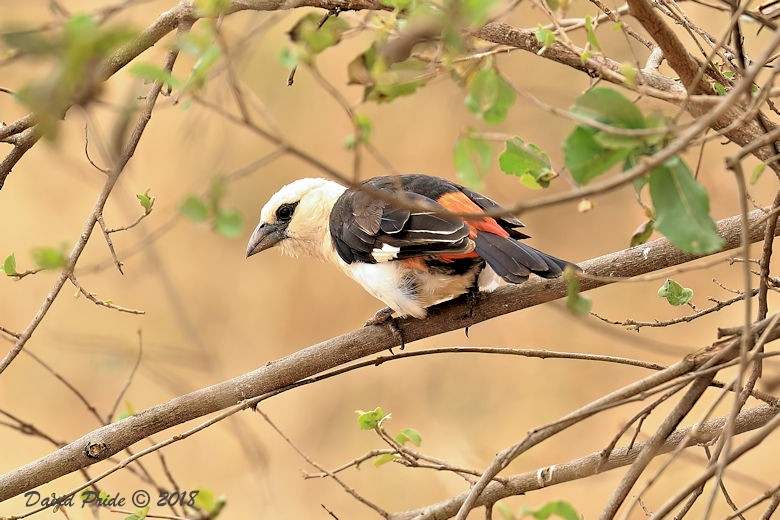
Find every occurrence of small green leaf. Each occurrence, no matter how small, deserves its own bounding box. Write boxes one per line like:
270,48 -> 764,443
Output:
114,401 -> 135,422
584,16 -> 602,52
465,66 -> 516,125
395,428 -> 422,446
213,209 -> 243,238
454,136 -> 493,189
346,113 -> 373,149
129,63 -> 182,89
520,500 -> 581,520
499,137 -> 557,189
123,505 -> 150,520
580,49 -> 592,65
496,501 -> 516,520
3,254 -> 17,276
630,220 -> 654,246
462,0 -> 500,26
751,163 -> 766,185
374,453 -> 397,467
278,46 -> 299,68
380,0 -> 415,8
713,82 -> 727,96
136,189 -> 154,212
179,196 -> 209,222
564,267 -> 591,316
289,13 -> 349,56
620,62 -> 637,88
535,25 -> 556,55
193,488 -> 215,513
355,407 -> 389,430
348,44 -> 430,103
564,126 -> 630,185
649,157 -> 723,254
657,279 -> 693,306
195,0 -> 231,16
31,246 -> 67,270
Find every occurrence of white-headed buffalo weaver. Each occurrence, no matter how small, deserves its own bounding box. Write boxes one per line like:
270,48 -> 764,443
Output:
246,175 -> 575,320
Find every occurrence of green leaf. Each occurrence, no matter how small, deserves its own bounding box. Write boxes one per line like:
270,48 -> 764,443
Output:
374,453 -> 397,467
584,16 -> 602,52
193,488 -> 215,513
214,209 -> 243,238
620,62 -> 637,88
355,407 -> 389,430
465,67 -> 516,125
496,501 -> 516,520
381,0 -> 416,8
4,14 -> 136,140
454,136 -> 493,189
3,254 -> 17,276
195,0 -> 231,16
129,63 -> 182,89
136,189 -> 154,212
346,113 -> 373,149
564,267 -> 591,316
751,163 -> 766,185
188,43 -> 221,90
179,196 -> 209,222
114,401 -> 135,422
31,245 -> 67,270
190,488 -> 226,517
520,500 -> 581,520
649,157 -> 724,254
657,279 -> 693,306
580,49 -> 592,65
630,220 -> 654,246
572,88 -> 646,129
564,126 -> 630,185
278,46 -> 299,68
395,428 -> 422,446
289,13 -> 349,56
499,137 -> 556,189
462,0 -> 500,26
123,506 -> 150,520
535,26 -> 556,55
348,45 -> 430,103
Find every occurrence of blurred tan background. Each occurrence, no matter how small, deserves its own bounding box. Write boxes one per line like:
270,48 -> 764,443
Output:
1,1 -> 778,518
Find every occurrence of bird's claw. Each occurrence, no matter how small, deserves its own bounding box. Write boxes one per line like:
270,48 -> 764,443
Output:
365,307 -> 405,352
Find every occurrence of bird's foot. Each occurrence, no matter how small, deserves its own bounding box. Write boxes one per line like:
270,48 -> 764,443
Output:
464,289 -> 480,338
364,307 -> 405,352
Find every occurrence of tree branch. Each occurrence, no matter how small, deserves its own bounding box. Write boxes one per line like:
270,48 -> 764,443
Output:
389,404 -> 779,520
0,208 -> 777,501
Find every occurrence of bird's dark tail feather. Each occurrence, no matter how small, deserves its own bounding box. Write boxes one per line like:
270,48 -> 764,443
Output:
474,233 -> 577,284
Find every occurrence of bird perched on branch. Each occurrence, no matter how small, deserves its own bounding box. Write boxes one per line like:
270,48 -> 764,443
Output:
246,174 -> 574,321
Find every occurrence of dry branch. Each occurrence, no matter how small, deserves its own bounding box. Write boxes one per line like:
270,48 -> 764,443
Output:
389,405 -> 779,520
0,208 -> 776,502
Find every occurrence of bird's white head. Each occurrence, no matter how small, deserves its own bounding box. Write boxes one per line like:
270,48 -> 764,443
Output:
246,178 -> 347,261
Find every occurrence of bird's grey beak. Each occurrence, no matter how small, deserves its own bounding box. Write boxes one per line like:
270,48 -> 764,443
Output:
246,223 -> 286,257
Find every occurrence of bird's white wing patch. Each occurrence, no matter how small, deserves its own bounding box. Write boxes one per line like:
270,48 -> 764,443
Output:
372,243 -> 401,262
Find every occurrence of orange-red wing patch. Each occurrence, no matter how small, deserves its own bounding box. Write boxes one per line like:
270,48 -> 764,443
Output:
436,191 -> 509,238
402,257 -> 428,271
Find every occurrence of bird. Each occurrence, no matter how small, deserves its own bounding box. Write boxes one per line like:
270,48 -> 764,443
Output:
246,174 -> 575,321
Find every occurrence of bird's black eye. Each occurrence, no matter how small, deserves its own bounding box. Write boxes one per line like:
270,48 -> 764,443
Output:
276,202 -> 297,222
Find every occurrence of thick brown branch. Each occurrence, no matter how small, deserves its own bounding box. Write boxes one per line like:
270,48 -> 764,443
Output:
0,209 -> 777,501
625,0 -> 711,93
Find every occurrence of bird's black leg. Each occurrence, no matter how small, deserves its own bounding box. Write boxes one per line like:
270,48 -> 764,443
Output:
364,307 -> 405,352
463,288 -> 481,338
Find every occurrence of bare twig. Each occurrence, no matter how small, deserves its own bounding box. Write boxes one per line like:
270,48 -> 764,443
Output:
256,409 -> 390,518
